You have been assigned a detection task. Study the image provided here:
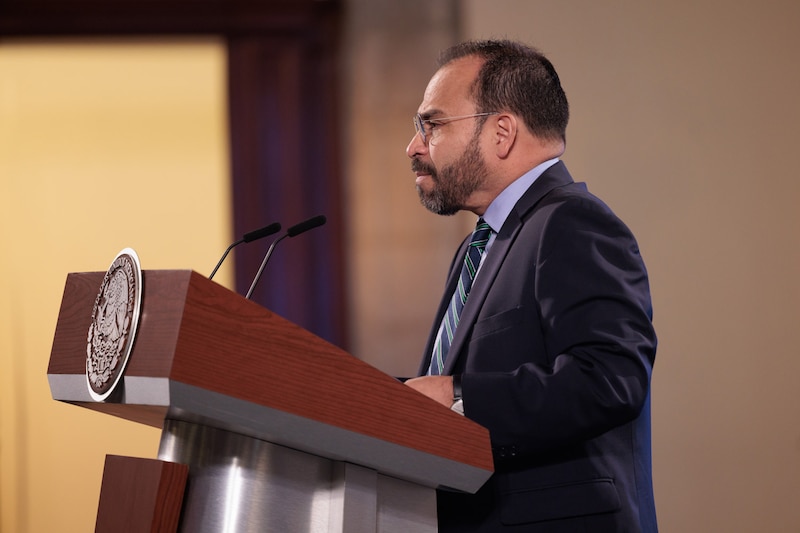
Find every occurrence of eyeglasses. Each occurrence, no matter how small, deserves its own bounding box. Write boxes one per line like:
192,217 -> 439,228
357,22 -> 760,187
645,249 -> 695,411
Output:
413,112 -> 498,144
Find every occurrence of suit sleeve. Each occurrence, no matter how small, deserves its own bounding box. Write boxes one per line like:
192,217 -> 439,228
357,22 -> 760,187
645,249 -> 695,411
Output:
462,191 -> 657,456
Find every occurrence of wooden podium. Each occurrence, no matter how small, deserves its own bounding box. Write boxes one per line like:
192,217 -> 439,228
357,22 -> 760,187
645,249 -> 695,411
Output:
48,270 -> 493,532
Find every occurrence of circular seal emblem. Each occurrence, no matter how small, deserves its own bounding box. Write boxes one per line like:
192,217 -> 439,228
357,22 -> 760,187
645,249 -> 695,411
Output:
86,248 -> 143,401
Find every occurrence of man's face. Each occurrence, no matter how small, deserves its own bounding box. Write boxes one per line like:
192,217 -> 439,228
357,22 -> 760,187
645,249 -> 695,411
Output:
407,56 -> 490,216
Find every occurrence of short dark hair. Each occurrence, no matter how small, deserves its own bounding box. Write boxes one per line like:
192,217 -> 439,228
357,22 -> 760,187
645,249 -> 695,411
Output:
438,40 -> 569,142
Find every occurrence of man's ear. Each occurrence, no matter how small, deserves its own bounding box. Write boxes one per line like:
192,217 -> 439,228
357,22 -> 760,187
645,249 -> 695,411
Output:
493,114 -> 517,159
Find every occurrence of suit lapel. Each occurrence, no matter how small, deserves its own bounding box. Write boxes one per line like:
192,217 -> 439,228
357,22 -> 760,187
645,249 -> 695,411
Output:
417,235 -> 469,375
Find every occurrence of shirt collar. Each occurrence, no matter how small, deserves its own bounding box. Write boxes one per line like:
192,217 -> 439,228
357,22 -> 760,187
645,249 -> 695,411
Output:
482,158 -> 560,232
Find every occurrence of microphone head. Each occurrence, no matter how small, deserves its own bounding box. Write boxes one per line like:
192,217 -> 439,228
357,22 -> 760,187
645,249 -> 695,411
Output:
243,222 -> 282,243
287,215 -> 327,237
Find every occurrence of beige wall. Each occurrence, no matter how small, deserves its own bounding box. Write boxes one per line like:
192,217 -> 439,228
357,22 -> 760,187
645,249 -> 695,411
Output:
0,39 -> 231,532
346,0 -> 800,531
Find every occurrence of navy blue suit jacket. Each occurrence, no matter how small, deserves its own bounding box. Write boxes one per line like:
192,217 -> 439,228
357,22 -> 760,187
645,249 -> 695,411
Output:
418,162 -> 658,532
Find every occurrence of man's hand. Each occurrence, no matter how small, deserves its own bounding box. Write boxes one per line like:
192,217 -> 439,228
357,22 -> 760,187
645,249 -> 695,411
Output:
404,375 -> 453,407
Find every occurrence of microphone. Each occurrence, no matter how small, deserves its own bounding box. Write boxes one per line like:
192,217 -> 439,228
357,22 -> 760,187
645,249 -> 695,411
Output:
209,222 -> 281,280
245,215 -> 327,299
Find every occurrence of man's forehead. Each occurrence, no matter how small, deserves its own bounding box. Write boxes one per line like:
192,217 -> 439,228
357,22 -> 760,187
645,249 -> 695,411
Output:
418,56 -> 482,114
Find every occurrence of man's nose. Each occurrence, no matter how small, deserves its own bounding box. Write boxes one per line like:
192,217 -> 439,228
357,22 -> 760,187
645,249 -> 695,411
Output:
406,130 -> 427,158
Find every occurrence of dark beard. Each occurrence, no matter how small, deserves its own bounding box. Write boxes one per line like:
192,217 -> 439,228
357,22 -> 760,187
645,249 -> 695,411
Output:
414,135 -> 487,216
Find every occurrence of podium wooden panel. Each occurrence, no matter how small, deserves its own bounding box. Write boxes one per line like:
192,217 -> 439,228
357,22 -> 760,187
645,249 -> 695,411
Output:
49,270 -> 494,532
95,455 -> 188,533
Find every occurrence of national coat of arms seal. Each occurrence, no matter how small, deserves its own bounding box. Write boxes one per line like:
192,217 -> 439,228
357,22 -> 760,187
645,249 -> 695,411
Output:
86,248 -> 143,401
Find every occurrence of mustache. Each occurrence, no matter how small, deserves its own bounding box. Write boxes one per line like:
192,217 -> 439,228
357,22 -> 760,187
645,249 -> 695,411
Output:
411,158 -> 436,176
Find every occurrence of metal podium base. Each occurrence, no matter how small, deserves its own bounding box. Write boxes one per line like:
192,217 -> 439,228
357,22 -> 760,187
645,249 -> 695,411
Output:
157,419 -> 438,533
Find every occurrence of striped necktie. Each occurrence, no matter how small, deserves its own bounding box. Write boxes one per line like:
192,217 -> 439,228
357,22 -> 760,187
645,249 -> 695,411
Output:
429,219 -> 492,375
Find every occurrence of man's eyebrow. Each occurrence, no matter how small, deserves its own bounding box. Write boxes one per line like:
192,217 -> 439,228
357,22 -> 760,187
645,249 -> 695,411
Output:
419,109 -> 444,120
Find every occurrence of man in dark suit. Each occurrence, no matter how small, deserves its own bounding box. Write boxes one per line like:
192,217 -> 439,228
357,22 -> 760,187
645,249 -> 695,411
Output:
404,40 -> 658,532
